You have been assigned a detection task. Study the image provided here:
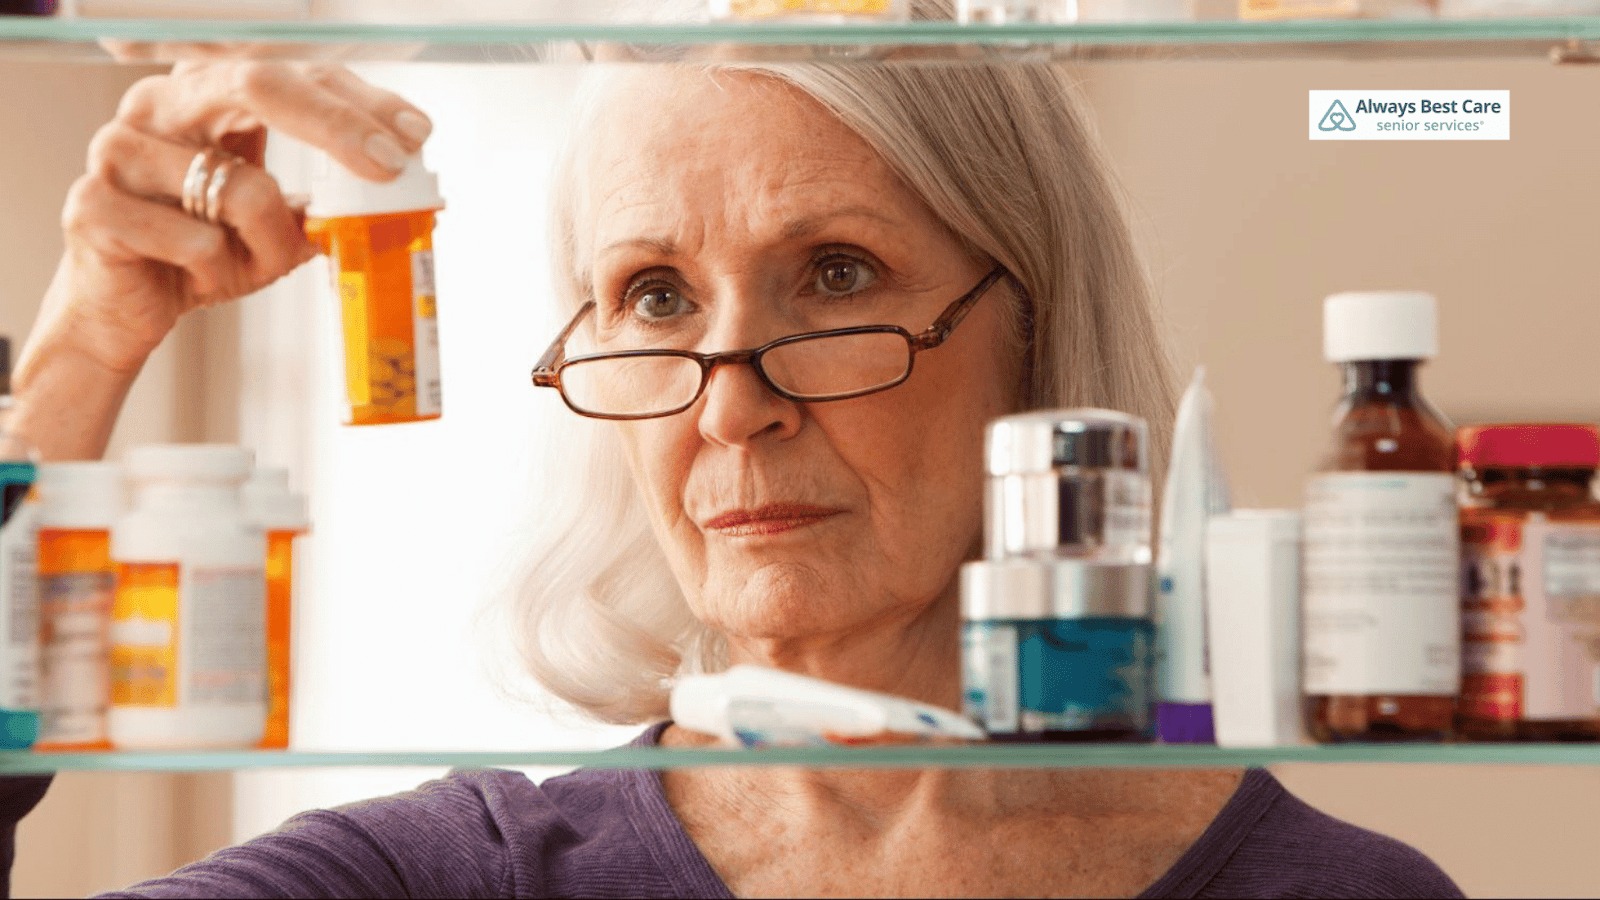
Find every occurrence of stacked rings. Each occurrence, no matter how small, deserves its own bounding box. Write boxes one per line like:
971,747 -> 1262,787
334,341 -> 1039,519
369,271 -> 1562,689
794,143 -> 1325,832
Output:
180,148 -> 240,226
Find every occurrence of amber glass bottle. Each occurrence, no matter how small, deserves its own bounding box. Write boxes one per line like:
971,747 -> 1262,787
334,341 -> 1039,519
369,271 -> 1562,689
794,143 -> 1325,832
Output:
1303,292 -> 1459,742
1457,424 -> 1600,742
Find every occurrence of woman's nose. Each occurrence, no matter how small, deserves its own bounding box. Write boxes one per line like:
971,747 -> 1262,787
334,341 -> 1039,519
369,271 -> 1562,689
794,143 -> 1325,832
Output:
695,355 -> 802,447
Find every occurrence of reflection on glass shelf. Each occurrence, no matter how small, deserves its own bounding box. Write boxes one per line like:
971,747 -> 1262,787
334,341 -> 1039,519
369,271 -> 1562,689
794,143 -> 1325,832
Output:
2,17 -> 1600,63
4,741 -> 1600,772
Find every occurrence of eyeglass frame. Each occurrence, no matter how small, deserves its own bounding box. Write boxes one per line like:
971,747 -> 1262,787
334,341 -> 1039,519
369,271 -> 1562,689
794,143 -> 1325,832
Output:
530,265 -> 1011,421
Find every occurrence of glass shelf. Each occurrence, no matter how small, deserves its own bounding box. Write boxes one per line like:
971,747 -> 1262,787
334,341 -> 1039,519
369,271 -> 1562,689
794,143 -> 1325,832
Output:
6,741 -> 1600,773
3,16 -> 1600,64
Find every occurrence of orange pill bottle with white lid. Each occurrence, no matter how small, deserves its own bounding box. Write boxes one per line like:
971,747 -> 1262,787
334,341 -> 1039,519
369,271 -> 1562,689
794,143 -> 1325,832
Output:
305,152 -> 444,426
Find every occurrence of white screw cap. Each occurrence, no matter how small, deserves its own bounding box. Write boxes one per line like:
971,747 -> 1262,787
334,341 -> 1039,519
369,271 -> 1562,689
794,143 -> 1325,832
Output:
1323,291 -> 1439,363
306,150 -> 443,219
242,467 -> 311,532
36,461 -> 126,529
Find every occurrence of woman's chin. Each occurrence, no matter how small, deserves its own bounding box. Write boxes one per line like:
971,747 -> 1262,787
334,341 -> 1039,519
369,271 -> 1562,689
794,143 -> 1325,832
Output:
698,562 -> 861,642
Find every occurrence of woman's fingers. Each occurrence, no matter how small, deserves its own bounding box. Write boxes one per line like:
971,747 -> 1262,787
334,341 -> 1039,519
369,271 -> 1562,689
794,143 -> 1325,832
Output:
65,177 -> 241,300
118,62 -> 428,183
83,121 -> 314,290
316,64 -> 433,146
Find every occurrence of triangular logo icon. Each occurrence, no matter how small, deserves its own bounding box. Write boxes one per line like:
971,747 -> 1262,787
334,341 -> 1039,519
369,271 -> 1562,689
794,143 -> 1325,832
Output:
1318,100 -> 1357,132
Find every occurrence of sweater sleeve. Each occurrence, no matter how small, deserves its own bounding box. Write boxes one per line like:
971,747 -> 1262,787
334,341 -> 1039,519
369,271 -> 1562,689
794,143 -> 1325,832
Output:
93,774 -> 512,899
0,774 -> 53,900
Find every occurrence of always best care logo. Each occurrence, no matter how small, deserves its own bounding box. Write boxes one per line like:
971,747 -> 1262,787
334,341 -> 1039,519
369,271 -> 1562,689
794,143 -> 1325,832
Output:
1309,91 -> 1510,141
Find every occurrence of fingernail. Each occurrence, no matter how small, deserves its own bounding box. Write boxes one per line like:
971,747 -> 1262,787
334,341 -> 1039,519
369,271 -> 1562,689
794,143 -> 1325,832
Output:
364,132 -> 407,172
394,109 -> 432,143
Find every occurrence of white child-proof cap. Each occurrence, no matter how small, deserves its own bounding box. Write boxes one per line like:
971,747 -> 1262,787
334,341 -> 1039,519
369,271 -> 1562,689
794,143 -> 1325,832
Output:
306,150 -> 444,219
241,467 -> 311,532
124,444 -> 254,484
35,461 -> 126,529
1323,291 -> 1438,362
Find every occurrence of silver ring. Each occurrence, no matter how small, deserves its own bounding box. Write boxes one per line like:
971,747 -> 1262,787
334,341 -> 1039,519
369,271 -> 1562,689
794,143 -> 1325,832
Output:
202,155 -> 238,226
180,148 -> 217,219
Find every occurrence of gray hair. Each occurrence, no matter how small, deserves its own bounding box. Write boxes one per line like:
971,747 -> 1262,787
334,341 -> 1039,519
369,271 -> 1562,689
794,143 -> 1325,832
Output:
498,60 -> 1177,725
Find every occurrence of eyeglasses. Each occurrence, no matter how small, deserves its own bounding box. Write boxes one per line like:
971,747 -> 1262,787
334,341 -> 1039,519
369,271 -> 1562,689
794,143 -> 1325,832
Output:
531,266 -> 1009,420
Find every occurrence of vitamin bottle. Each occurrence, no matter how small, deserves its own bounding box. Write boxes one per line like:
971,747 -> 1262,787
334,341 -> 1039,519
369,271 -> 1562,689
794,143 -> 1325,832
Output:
0,337 -> 39,750
241,467 -> 309,750
1457,424 -> 1600,742
1302,291 -> 1459,742
35,461 -> 123,751
305,152 -> 444,427
109,445 -> 266,750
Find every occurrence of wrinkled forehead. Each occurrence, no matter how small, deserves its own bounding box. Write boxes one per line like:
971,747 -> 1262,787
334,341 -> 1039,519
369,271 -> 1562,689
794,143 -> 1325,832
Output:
564,65 -> 879,261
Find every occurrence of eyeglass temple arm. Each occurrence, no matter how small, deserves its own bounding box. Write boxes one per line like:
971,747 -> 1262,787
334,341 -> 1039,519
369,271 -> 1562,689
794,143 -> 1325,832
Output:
910,266 -> 1009,351
531,300 -> 596,387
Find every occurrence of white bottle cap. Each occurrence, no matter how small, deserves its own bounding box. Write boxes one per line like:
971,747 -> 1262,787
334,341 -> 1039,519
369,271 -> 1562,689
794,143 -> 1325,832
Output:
306,150 -> 444,219
36,461 -> 126,529
124,444 -> 253,484
1323,291 -> 1438,362
242,467 -> 311,532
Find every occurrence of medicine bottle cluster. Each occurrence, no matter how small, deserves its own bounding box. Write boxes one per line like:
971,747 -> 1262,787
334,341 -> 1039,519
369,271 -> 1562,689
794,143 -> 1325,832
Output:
1187,291 -> 1600,746
10,443 -> 308,752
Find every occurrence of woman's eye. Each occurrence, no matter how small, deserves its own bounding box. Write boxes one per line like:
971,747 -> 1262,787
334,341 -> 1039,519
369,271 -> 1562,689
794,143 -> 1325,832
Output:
815,257 -> 876,296
630,286 -> 685,319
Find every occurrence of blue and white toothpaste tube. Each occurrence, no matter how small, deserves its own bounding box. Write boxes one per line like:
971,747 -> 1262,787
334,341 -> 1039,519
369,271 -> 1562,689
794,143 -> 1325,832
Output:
669,665 -> 985,748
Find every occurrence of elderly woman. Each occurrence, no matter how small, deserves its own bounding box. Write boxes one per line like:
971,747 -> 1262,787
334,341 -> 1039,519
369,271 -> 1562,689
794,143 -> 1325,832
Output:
2,54 -> 1463,898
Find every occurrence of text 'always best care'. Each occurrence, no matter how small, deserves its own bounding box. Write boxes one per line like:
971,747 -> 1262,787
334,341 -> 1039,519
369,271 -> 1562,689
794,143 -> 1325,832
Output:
1308,90 -> 1510,141
1356,99 -> 1505,117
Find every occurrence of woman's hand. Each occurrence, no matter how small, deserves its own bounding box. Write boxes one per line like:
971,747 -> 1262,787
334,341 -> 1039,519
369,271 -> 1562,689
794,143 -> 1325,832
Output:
14,58 -> 431,461
49,58 -> 431,375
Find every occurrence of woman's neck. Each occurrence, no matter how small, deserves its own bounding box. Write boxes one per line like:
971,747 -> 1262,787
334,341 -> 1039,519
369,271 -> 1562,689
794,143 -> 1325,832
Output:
721,581 -> 967,710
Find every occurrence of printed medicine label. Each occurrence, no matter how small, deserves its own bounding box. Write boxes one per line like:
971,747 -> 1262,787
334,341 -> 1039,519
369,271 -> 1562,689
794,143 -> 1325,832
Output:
1302,472 -> 1461,694
962,623 -> 1019,732
410,249 -> 442,417
1521,519 -> 1600,719
0,472 -> 37,713
184,565 -> 265,705
1309,91 -> 1510,141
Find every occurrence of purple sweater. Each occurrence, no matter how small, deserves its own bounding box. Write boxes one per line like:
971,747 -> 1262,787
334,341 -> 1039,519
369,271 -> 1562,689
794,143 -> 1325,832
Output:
7,724 -> 1465,899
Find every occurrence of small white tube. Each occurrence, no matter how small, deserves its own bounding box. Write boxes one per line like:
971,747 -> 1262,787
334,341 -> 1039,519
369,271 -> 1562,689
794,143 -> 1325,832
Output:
1204,510 -> 1308,748
670,665 -> 986,748
1155,366 -> 1231,742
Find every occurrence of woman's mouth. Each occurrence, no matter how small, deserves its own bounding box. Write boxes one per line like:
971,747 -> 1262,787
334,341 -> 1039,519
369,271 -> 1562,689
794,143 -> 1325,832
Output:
704,504 -> 843,537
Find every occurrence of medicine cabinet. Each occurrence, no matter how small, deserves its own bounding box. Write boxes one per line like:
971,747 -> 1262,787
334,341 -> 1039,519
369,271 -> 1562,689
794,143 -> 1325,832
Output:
3,13 -> 1600,775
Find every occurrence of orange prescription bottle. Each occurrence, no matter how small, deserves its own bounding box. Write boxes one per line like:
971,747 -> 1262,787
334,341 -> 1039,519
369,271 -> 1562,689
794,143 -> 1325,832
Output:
304,152 -> 444,426
1456,424 -> 1600,742
35,461 -> 124,751
241,468 -> 309,750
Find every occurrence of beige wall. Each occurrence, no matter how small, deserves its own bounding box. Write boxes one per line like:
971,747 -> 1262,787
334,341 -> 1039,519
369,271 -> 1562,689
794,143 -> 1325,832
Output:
1080,56 -> 1600,898
2,52 -> 1598,899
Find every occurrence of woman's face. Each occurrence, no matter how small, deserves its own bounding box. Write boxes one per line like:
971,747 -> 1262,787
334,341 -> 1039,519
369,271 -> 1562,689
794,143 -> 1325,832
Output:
576,70 -> 1020,652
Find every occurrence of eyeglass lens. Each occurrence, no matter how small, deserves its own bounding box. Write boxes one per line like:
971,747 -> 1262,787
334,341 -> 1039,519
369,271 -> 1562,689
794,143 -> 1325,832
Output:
561,330 -> 913,417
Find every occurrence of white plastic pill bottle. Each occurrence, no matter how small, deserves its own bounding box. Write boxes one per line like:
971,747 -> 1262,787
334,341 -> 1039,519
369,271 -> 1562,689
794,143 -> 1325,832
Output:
109,444 -> 267,750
